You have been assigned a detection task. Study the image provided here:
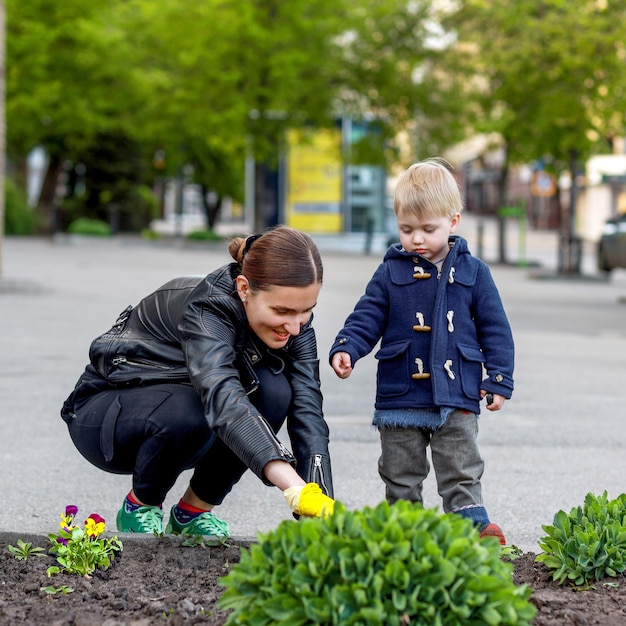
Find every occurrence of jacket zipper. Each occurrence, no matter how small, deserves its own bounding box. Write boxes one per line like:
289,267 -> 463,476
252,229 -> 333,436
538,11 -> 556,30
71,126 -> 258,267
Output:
310,454 -> 329,493
255,415 -> 291,459
111,356 -> 171,369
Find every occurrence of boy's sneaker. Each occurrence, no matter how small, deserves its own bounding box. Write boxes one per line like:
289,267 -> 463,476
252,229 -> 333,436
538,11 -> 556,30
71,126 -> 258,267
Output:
479,522 -> 506,545
116,502 -> 164,533
165,506 -> 230,538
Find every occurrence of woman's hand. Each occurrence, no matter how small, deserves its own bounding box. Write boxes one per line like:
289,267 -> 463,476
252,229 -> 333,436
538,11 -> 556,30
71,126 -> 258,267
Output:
284,483 -> 335,518
264,462 -> 335,518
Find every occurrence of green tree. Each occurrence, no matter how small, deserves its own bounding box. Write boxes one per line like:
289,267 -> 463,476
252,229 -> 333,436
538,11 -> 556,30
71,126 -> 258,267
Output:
442,0 -> 626,269
120,0 -> 463,228
119,0 -> 354,229
333,0 -> 464,162
7,0 -> 465,235
6,0 -> 149,231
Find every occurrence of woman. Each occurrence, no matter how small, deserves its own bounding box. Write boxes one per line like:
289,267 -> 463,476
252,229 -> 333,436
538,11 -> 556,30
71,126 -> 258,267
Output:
60,226 -> 334,537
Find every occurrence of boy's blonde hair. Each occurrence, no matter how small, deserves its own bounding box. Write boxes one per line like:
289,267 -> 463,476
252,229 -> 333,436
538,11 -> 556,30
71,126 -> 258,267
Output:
394,158 -> 463,219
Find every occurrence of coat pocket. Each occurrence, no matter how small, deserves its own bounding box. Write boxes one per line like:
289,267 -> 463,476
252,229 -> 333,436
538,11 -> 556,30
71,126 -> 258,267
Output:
457,343 -> 486,399
374,340 -> 412,397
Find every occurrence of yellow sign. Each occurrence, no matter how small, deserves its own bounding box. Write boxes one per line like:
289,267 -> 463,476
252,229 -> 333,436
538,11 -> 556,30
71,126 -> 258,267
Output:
286,128 -> 342,233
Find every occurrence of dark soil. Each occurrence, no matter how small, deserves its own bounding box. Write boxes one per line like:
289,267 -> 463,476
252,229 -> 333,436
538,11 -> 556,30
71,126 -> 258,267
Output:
511,551 -> 626,625
0,535 -> 243,625
1,535 -> 625,625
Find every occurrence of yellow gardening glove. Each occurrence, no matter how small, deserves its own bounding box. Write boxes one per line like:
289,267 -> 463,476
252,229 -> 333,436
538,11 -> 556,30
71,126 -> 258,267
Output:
299,483 -> 335,518
283,483 -> 335,518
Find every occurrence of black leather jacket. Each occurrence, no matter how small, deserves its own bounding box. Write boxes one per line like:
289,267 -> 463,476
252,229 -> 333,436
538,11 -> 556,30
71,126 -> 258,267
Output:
62,262 -> 333,496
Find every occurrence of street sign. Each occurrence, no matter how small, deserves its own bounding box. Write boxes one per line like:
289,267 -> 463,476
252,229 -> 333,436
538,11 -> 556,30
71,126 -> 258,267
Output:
530,171 -> 556,197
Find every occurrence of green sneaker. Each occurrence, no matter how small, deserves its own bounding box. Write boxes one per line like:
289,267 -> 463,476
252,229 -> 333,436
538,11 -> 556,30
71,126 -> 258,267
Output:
165,506 -> 230,538
116,502 -> 164,533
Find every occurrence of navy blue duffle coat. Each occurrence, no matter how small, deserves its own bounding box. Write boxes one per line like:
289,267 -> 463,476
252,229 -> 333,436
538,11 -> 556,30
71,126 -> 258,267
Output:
329,236 -> 514,416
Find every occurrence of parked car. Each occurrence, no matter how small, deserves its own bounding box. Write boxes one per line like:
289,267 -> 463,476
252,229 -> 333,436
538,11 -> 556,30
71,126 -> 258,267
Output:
598,214 -> 626,272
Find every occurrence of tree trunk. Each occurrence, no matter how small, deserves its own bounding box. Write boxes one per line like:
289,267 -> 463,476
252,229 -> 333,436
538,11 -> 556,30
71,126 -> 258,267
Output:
253,163 -> 264,233
200,184 -> 222,230
0,1 -> 6,278
565,150 -> 581,274
496,148 -> 510,264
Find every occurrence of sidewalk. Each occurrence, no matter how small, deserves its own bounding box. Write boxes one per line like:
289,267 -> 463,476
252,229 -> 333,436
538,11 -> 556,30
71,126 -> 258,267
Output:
1,220 -> 625,552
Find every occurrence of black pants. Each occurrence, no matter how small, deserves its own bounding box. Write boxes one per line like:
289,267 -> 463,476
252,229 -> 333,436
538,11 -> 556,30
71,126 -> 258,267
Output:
67,367 -> 291,506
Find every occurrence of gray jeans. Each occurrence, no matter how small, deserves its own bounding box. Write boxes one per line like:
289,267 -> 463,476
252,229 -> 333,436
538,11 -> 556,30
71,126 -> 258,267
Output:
378,409 -> 484,513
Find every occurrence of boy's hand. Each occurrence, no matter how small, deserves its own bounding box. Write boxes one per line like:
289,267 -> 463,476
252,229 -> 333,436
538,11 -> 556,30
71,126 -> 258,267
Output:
481,391 -> 505,411
331,352 -> 352,379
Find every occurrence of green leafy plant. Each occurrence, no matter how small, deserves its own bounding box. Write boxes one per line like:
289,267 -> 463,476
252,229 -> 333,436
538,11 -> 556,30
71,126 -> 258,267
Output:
501,544 -> 523,561
40,585 -> 75,595
6,539 -> 47,561
536,491 -> 626,587
47,505 -> 123,577
219,501 -> 536,625
67,217 -> 113,236
4,178 -> 37,235
178,531 -> 229,548
185,228 -> 222,242
140,228 -> 162,240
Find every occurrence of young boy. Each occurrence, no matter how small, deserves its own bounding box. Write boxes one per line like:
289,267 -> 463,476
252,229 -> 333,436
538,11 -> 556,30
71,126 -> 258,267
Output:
329,158 -> 514,544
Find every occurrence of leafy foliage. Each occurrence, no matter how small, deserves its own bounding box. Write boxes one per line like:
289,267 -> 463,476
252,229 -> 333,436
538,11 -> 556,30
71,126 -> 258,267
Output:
40,584 -> 75,595
47,506 -> 122,577
185,229 -> 223,242
536,491 -> 626,587
4,178 -> 37,235
61,132 -> 158,232
6,0 -> 464,231
6,539 -> 47,561
66,218 -> 113,236
6,0 -> 143,158
10,0 -> 626,234
442,0 -> 626,169
219,501 -> 535,625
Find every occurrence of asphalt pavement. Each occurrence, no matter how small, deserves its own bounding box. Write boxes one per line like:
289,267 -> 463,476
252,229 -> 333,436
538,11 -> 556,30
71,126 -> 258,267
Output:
1,214 -> 625,552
